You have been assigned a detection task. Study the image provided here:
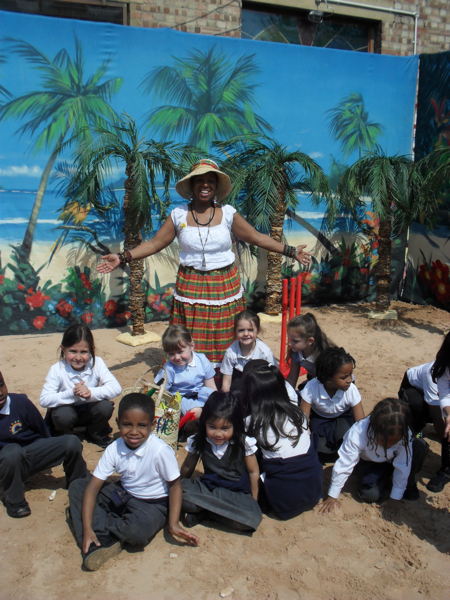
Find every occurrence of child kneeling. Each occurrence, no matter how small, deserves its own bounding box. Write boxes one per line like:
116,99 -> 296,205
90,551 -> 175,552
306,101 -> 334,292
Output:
68,393 -> 198,571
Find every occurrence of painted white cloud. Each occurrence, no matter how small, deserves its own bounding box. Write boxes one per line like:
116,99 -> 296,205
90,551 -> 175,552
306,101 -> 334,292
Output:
309,152 -> 324,159
0,165 -> 43,177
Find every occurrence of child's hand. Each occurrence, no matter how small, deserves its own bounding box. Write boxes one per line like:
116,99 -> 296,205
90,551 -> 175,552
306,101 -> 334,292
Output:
82,528 -> 100,554
190,407 -> 202,419
318,497 -> 340,514
74,382 -> 91,399
168,523 -> 200,546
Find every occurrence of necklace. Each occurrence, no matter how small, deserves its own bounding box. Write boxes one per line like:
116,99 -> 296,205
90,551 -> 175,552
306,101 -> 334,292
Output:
191,203 -> 215,226
196,223 -> 211,269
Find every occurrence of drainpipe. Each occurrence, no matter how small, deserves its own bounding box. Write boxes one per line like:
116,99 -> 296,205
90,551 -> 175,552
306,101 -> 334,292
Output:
318,0 -> 419,54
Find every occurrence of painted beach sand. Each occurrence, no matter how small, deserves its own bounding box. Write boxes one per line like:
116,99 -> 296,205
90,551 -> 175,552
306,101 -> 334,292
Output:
2,301 -> 449,600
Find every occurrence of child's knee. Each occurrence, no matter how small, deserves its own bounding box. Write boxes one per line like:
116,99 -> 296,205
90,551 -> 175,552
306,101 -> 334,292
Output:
0,443 -> 24,467
91,400 -> 114,419
52,406 -> 77,430
61,434 -> 83,455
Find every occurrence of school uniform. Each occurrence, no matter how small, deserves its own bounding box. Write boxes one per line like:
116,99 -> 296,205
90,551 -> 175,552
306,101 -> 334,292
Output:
0,394 -> 87,510
182,435 -> 262,532
327,417 -> 419,503
249,413 -> 322,520
220,339 -> 277,391
40,357 -> 121,439
293,349 -> 320,380
156,352 -> 215,415
398,361 -> 441,433
68,434 -> 180,547
301,378 -> 361,456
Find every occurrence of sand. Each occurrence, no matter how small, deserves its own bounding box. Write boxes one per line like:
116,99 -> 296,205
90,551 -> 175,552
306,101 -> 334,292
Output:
1,300 -> 450,600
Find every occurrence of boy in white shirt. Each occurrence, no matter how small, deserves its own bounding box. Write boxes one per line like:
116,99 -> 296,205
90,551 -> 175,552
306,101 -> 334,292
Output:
68,393 -> 198,570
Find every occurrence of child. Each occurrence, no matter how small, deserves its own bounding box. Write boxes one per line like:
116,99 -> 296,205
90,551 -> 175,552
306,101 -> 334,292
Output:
221,310 -> 276,393
0,369 -> 87,518
156,324 -> 217,417
40,324 -> 121,448
286,313 -> 334,389
180,391 -> 262,532
300,347 -> 365,460
428,331 -> 450,492
320,397 -> 428,512
68,392 -> 198,571
242,360 -> 322,520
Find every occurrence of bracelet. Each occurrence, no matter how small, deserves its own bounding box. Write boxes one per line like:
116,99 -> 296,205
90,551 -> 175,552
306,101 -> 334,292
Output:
118,249 -> 133,265
282,244 -> 297,259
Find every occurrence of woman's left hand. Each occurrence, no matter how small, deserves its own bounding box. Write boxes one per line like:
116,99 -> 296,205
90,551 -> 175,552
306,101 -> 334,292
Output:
295,244 -> 311,266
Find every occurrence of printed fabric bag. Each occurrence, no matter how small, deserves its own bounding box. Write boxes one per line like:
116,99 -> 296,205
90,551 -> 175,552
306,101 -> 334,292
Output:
121,369 -> 181,449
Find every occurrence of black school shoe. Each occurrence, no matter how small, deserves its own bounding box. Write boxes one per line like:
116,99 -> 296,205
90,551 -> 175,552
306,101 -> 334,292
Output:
82,537 -> 122,571
402,483 -> 420,501
426,468 -> 450,493
6,500 -> 31,518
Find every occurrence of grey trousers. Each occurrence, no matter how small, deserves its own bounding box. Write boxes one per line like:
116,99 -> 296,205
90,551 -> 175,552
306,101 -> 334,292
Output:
68,477 -> 168,548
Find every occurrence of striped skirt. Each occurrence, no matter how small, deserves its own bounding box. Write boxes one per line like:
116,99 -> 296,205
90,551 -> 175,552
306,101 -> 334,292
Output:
171,263 -> 245,364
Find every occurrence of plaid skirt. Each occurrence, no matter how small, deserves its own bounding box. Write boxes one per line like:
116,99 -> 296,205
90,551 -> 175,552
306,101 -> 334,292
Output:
171,263 -> 245,364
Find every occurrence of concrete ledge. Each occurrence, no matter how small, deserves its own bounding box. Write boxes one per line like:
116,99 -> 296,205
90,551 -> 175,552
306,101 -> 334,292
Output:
367,309 -> 398,321
116,330 -> 161,346
258,312 -> 282,324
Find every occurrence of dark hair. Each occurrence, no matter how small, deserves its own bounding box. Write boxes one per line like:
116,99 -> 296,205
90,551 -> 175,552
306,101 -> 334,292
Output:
162,325 -> 193,353
60,324 -> 95,366
287,313 -> 334,354
367,397 -> 411,461
431,331 -> 450,381
192,392 -> 245,460
118,392 -> 155,421
234,310 -> 260,335
241,359 -> 306,452
315,347 -> 355,384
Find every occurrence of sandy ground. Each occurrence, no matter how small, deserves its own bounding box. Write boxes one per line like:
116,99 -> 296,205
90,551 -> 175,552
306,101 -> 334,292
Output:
1,300 -> 450,600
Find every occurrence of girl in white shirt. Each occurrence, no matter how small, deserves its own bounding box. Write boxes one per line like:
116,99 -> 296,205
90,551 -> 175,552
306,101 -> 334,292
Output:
40,324 -> 121,447
300,347 -> 365,460
180,392 -> 261,533
320,397 -> 427,512
242,360 -> 322,520
428,332 -> 450,492
221,310 -> 276,393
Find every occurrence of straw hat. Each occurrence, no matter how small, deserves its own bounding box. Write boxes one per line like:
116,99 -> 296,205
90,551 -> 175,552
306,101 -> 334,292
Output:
175,159 -> 232,201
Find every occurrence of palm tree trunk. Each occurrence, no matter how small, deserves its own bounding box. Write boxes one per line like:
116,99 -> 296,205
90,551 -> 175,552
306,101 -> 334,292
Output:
286,208 -> 340,255
265,192 -> 286,315
124,170 -> 145,336
375,210 -> 392,311
18,142 -> 62,262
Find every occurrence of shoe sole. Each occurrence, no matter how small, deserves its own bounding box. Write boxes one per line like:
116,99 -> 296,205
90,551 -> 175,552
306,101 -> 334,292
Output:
83,541 -> 122,571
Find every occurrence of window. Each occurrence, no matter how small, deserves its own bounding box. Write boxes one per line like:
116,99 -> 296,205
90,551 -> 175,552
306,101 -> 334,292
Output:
242,2 -> 380,53
0,0 -> 128,25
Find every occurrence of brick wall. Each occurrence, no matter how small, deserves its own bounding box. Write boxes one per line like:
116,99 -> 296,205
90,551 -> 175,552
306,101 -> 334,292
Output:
128,0 -> 449,56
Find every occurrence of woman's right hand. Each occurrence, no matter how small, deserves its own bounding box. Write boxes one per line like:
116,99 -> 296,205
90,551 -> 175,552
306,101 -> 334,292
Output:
97,254 -> 120,274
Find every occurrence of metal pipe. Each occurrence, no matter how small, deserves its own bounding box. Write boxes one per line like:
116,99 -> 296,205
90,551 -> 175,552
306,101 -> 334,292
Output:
318,0 -> 419,54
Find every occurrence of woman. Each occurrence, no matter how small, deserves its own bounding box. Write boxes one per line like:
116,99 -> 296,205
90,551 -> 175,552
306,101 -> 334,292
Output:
97,159 -> 310,364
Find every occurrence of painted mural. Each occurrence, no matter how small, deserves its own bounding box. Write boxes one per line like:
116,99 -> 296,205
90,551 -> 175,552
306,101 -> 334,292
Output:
401,51 -> 450,311
0,10 -> 420,333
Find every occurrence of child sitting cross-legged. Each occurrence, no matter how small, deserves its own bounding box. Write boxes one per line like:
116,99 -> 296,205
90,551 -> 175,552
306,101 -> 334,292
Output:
68,392 -> 198,571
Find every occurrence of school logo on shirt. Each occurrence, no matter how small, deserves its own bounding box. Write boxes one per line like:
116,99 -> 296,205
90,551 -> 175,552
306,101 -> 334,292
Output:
9,419 -> 23,435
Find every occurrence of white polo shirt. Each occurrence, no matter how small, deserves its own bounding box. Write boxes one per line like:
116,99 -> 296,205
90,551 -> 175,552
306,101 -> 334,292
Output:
301,378 -> 361,418
185,434 -> 258,458
220,339 -> 277,375
93,434 -> 180,499
327,417 -> 413,500
406,362 -> 439,406
40,357 -> 121,408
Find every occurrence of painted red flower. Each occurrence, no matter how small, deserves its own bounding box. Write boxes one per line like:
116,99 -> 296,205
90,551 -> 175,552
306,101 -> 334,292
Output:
81,312 -> 93,324
0,275 -> 4,285
104,299 -> 118,317
84,297 -> 93,304
33,315 -> 47,330
25,290 -> 50,309
80,273 -> 93,290
147,293 -> 159,305
56,299 -> 73,318
17,283 -> 25,290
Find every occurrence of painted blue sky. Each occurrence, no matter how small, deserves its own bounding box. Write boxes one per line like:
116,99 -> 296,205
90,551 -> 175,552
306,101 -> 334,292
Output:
0,9 -> 418,191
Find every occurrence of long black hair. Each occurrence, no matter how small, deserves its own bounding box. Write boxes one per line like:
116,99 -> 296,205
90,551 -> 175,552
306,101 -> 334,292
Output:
241,359 -> 307,452
431,331 -> 450,381
367,397 -> 412,462
191,391 -> 245,460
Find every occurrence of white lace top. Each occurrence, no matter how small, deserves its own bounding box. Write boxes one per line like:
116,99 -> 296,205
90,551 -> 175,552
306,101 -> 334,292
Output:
171,204 -> 236,271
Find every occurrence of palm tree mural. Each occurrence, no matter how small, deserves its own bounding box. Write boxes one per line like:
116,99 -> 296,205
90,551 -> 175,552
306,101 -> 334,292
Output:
0,54 -> 11,100
67,114 -> 188,335
327,93 -> 382,158
141,47 -> 271,152
0,37 -> 122,261
217,135 -> 329,314
334,148 -> 450,312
